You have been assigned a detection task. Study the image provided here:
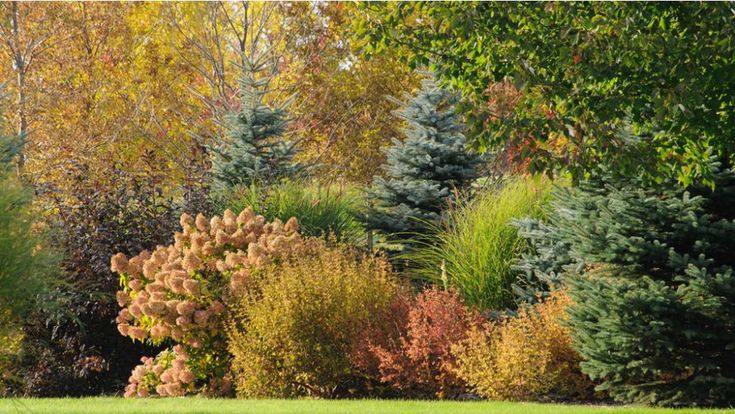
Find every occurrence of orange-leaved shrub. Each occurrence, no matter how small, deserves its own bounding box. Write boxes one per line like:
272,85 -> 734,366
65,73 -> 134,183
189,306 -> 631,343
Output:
351,287 -> 484,398
452,290 -> 593,401
227,243 -> 400,398
111,207 -> 312,397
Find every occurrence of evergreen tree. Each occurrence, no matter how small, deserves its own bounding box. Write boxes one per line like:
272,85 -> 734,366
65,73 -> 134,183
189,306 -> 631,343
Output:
368,79 -> 481,246
0,129 -> 23,173
517,160 -> 735,406
211,53 -> 300,190
0,115 -> 56,333
511,217 -> 582,304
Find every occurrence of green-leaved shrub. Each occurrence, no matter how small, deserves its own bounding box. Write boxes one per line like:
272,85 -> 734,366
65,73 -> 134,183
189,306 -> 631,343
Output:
0,179 -> 57,327
227,243 -> 400,398
408,176 -> 552,309
0,177 -> 59,393
0,125 -> 60,394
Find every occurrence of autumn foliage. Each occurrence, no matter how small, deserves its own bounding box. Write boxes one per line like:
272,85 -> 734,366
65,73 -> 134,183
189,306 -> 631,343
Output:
228,243 -> 399,398
453,291 -> 593,401
111,207 -> 308,397
351,287 -> 484,398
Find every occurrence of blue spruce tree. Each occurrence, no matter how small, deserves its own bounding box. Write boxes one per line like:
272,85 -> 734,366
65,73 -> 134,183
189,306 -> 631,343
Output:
515,158 -> 735,406
368,79 -> 481,247
211,52 -> 300,190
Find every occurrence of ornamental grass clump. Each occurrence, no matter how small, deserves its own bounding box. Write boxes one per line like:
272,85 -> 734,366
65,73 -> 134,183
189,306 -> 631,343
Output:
112,207 -> 312,397
408,176 -> 552,310
218,180 -> 364,244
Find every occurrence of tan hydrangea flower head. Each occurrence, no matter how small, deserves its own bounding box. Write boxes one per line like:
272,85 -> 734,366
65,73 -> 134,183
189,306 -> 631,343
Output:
124,346 -> 197,398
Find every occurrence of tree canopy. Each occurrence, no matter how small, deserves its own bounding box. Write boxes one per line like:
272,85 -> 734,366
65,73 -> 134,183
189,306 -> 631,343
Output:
353,2 -> 735,186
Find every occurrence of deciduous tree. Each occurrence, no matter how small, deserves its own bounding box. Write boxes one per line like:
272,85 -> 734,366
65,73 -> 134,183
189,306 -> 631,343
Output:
354,2 -> 735,186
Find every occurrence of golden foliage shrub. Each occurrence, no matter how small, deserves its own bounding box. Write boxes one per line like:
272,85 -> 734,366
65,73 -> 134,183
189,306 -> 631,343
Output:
111,207 -> 312,397
453,291 -> 593,401
0,328 -> 23,394
227,244 -> 400,398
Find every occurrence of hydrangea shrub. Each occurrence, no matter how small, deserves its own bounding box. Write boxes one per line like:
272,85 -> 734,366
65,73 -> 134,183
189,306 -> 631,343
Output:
111,207 -> 307,397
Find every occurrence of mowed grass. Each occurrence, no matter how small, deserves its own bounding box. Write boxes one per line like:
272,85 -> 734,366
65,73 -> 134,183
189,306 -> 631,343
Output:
1,398 -> 734,414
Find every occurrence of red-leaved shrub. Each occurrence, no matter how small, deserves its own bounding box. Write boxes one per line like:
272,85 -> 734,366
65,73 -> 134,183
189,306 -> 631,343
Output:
351,287 -> 484,398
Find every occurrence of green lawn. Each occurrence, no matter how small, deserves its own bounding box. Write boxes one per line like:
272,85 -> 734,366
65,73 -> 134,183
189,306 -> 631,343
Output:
1,398 -> 733,414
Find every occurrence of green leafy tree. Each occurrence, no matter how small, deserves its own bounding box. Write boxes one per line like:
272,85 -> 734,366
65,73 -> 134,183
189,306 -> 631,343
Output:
211,52 -> 301,190
353,2 -> 735,186
518,159 -> 735,406
367,78 -> 480,247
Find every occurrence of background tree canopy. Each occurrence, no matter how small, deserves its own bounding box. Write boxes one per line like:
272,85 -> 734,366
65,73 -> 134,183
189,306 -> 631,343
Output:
353,2 -> 735,186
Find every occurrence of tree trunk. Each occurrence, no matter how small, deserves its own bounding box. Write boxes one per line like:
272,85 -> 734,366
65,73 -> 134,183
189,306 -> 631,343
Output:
11,1 -> 27,172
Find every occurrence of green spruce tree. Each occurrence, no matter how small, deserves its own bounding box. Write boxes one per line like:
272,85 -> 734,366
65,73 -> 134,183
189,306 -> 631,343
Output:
211,52 -> 300,190
368,79 -> 481,247
516,159 -> 735,406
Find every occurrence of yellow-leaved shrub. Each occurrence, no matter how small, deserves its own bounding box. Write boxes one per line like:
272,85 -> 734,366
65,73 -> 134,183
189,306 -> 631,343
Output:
453,291 -> 593,401
0,328 -> 23,394
227,243 -> 400,398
